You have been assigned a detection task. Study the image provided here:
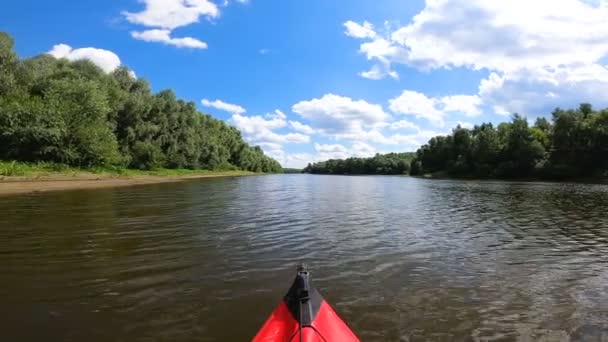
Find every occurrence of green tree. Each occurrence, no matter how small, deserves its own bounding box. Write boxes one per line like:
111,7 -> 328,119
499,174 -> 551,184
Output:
0,32 -> 282,173
0,32 -> 18,96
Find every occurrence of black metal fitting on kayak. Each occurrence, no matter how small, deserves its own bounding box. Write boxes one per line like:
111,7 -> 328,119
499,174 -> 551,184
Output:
295,263 -> 311,301
285,263 -> 322,327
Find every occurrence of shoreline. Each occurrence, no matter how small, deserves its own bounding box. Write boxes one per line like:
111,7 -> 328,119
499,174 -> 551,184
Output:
411,173 -> 608,185
303,173 -> 608,185
0,172 -> 255,196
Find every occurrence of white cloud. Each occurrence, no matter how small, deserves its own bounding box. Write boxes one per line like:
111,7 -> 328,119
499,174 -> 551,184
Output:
230,111 -> 310,146
123,0 -> 219,30
123,0 -> 218,48
201,99 -> 246,115
214,105 -> 311,168
314,143 -> 348,153
257,142 -> 282,151
47,44 -> 121,73
390,120 -> 419,131
221,0 -> 249,6
284,93 -> 452,165
346,1 -> 608,114
389,90 -> 481,127
259,48 -> 270,55
479,65 -> 608,114
267,109 -> 286,120
131,29 -> 207,49
344,21 -> 377,39
270,124 -> 447,168
359,63 -> 399,80
336,129 -> 446,149
389,0 -> 608,72
265,150 -> 316,169
351,141 -> 376,157
389,90 -> 446,127
456,121 -> 474,129
314,143 -> 351,160
269,141 -> 377,168
289,121 -> 316,135
268,140 -> 381,168
358,38 -> 407,79
292,94 -> 391,137
440,95 -> 482,117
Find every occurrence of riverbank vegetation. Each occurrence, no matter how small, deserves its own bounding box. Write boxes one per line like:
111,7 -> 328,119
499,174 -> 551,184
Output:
0,160 -> 254,179
304,105 -> 608,180
0,32 -> 282,175
304,153 -> 415,175
411,105 -> 608,179
282,168 -> 303,174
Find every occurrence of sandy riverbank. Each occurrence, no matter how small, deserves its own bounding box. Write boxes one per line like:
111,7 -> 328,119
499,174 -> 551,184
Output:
0,172 -> 252,196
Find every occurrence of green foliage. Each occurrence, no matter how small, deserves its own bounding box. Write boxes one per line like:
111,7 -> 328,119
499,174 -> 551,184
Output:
0,32 -> 281,174
282,168 -> 303,174
304,153 -> 415,175
411,107 -> 608,179
0,32 -> 18,96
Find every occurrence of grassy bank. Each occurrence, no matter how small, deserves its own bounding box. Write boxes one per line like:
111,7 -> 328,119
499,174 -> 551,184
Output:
0,161 -> 256,179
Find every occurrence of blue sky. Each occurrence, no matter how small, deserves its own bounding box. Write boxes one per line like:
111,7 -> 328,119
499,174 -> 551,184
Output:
2,0 -> 608,167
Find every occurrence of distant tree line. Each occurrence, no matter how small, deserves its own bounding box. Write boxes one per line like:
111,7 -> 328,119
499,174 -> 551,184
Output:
0,32 -> 282,172
304,153 -> 415,175
282,168 -> 303,174
304,105 -> 608,180
411,105 -> 608,179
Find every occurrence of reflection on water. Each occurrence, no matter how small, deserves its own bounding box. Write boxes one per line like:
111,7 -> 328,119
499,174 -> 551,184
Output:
1,175 -> 608,341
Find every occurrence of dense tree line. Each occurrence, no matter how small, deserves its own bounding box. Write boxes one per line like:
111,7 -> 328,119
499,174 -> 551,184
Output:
304,153 -> 415,175
0,32 -> 282,172
411,105 -> 608,179
282,168 -> 303,174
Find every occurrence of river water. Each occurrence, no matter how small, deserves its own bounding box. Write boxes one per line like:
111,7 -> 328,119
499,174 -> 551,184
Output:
1,175 -> 608,341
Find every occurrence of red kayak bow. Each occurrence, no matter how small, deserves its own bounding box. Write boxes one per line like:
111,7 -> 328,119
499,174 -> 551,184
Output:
252,265 -> 360,342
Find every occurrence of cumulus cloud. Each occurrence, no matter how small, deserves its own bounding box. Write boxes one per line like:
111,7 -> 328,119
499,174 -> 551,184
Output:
389,0 -> 608,72
268,141 -> 380,168
235,93 -> 452,167
351,141 -> 377,157
201,98 -> 246,115
289,121 -> 316,135
344,21 -> 377,39
441,95 -> 483,117
123,0 -> 219,30
359,62 -> 399,80
389,90 -> 445,127
348,0 -> 608,74
292,94 -> 391,137
123,0 -> 218,48
358,38 -> 407,79
131,29 -> 207,49
479,66 -> 608,115
345,0 -> 608,114
285,93 -> 450,161
390,120 -> 419,131
314,143 -> 348,153
314,143 -> 351,160
48,44 -> 121,73
230,110 -> 310,145
389,90 -> 482,127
